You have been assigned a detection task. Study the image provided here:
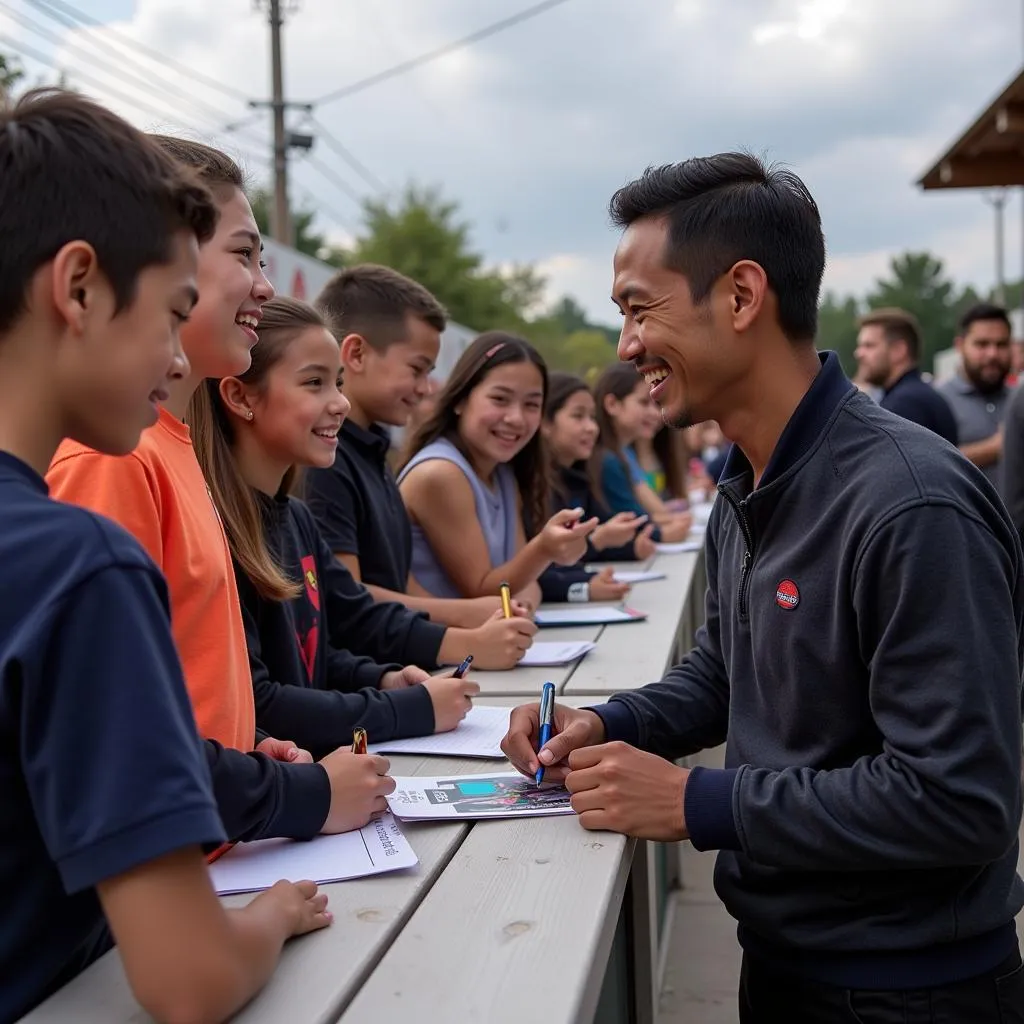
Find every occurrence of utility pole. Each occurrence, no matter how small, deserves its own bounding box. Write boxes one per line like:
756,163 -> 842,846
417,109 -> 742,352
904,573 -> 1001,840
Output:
250,1 -> 314,248
268,0 -> 289,247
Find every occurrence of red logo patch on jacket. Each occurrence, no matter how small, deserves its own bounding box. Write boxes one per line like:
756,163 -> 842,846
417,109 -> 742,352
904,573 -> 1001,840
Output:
775,579 -> 800,610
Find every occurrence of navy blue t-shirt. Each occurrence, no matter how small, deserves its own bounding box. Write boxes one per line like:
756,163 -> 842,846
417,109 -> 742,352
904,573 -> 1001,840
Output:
0,452 -> 225,1020
880,369 -> 959,446
304,420 -> 413,592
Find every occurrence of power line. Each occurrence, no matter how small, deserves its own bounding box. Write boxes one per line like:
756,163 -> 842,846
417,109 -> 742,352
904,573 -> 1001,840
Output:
23,0 -> 250,103
300,151 -> 366,206
2,0 -> 250,133
313,0 -> 575,106
306,116 -> 386,192
0,32 -> 270,172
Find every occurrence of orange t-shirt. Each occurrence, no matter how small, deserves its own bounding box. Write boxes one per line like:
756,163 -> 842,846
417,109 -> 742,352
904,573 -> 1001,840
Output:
47,408 -> 255,752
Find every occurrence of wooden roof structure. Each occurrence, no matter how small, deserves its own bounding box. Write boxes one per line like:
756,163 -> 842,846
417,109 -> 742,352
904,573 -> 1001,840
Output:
919,67 -> 1024,189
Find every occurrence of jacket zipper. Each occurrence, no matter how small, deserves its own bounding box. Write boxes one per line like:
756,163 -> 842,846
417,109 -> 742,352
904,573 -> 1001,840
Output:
719,486 -> 755,619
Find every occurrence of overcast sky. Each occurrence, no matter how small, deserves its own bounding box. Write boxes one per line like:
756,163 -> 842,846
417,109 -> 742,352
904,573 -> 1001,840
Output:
3,0 -> 1023,326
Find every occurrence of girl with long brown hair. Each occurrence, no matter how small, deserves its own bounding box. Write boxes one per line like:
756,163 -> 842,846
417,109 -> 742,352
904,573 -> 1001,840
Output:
398,332 -> 597,602
188,296 -> 479,759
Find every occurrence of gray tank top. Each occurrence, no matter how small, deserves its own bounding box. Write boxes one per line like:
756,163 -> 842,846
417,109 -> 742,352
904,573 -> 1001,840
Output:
397,437 -> 519,598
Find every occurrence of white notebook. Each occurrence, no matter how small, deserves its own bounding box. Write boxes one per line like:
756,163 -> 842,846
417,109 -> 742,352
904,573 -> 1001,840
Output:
518,640 -> 596,666
209,813 -> 418,895
367,705 -> 509,758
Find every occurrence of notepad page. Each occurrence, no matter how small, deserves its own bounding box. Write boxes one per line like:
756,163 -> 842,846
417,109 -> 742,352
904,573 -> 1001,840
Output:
367,705 -> 510,758
209,813 -> 418,895
518,640 -> 596,666
656,540 -> 703,554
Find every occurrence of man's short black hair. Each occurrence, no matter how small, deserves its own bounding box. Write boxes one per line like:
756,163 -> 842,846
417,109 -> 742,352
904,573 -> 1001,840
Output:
609,152 -> 826,342
0,88 -> 218,336
959,302 -> 1011,335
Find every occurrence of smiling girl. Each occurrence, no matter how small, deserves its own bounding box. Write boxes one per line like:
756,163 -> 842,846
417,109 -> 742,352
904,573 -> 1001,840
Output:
592,363 -> 693,543
187,297 -> 478,760
397,333 -> 597,602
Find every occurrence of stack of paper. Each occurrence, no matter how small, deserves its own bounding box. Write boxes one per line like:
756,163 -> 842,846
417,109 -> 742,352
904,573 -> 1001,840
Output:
387,772 -> 574,821
209,813 -> 418,895
518,640 -> 596,666
367,705 -> 509,758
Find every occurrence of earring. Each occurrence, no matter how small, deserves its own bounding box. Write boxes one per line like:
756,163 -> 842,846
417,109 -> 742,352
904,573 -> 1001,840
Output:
246,410 -> 254,421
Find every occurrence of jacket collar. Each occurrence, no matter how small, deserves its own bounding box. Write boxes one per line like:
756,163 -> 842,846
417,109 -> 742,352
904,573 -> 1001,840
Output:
719,350 -> 856,504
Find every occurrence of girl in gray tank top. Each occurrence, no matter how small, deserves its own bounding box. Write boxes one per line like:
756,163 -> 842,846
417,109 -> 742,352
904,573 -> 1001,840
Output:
397,332 -> 594,599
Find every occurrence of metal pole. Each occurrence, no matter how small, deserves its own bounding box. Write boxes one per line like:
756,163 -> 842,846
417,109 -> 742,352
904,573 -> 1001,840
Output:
269,0 -> 292,246
995,191 -> 1006,305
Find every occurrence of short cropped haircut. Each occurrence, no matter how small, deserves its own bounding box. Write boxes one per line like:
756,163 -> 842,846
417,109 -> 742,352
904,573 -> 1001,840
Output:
859,308 -> 921,360
0,89 -> 218,336
959,302 -> 1011,335
609,152 -> 826,342
316,263 -> 448,352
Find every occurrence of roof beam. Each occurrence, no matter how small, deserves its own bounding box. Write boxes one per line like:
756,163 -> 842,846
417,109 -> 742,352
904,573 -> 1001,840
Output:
935,152 -> 1024,188
996,103 -> 1024,134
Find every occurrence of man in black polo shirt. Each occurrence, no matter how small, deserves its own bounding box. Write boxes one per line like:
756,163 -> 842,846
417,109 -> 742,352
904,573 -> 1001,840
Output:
854,307 -> 959,443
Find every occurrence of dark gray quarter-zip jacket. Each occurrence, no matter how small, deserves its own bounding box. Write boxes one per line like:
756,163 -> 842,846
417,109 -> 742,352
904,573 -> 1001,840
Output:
595,352 -> 1024,989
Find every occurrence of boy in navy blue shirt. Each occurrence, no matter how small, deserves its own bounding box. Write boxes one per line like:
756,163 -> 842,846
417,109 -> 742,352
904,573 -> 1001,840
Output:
0,89 -> 331,1022
305,264 -> 536,669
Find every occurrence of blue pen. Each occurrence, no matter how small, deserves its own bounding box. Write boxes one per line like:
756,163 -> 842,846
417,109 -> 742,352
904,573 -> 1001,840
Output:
535,681 -> 556,785
453,654 -> 474,679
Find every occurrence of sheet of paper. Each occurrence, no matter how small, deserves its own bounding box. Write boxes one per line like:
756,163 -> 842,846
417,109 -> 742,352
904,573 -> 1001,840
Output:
517,640 -> 596,666
656,540 -> 703,554
387,772 -> 574,820
367,705 -> 509,758
535,606 -> 646,627
209,813 -> 417,895
611,570 -> 667,584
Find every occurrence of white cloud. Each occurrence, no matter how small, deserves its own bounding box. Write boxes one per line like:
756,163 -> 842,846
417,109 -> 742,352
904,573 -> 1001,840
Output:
8,0 -> 1021,325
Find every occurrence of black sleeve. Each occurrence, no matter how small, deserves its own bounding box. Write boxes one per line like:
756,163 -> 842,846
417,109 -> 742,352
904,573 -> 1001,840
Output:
538,563 -> 594,602
203,740 -> 330,842
593,505 -> 730,757
1001,386 -> 1024,535
325,644 -> 394,694
314,523 -> 447,668
304,463 -> 362,557
242,586 -> 433,760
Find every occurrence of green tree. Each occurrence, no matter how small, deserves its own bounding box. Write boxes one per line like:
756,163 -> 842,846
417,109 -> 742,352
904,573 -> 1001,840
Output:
250,189 -> 342,265
344,185 -> 534,331
816,292 -> 860,375
865,252 -> 959,372
0,51 -> 23,99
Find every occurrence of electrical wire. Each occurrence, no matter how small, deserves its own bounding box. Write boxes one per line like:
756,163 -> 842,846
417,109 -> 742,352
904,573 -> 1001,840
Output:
24,0 -> 250,102
313,0 -> 575,106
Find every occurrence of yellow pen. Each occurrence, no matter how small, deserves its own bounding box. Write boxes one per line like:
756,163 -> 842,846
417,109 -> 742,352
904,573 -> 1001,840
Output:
499,580 -> 513,619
